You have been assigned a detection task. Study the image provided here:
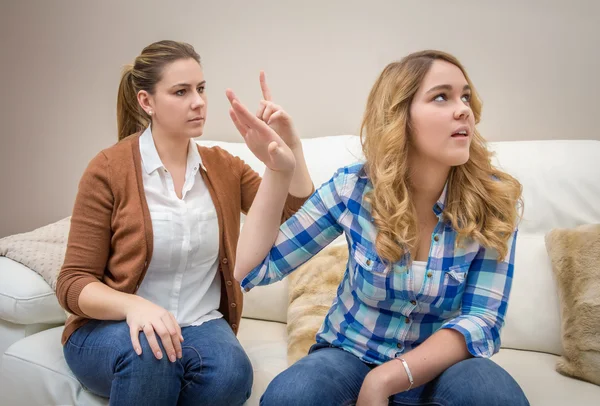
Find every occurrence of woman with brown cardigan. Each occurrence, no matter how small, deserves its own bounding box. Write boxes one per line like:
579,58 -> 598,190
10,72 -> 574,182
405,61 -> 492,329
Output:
56,40 -> 313,406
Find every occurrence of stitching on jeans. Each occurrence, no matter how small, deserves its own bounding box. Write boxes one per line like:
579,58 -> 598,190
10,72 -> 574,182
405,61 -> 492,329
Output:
179,345 -> 203,392
390,397 -> 446,406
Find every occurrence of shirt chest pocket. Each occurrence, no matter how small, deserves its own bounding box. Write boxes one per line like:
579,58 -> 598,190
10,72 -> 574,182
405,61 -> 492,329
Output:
189,209 -> 220,266
350,242 -> 390,303
149,211 -> 174,271
433,263 -> 469,311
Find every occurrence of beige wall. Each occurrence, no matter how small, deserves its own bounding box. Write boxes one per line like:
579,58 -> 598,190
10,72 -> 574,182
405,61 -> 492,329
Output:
1,0 -> 599,237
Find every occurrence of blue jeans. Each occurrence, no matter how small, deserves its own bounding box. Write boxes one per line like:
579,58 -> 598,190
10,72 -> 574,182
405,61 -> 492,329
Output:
64,318 -> 253,406
261,343 -> 529,406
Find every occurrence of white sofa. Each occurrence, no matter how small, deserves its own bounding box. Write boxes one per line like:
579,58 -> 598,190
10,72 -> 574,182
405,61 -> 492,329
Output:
1,136 -> 599,405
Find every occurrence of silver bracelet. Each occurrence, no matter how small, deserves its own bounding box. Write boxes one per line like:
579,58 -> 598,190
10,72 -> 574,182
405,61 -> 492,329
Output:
396,357 -> 414,391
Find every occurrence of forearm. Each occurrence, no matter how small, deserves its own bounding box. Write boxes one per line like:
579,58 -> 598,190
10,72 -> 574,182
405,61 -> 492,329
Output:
378,329 -> 471,396
78,281 -> 141,320
234,168 -> 294,281
288,144 -> 313,197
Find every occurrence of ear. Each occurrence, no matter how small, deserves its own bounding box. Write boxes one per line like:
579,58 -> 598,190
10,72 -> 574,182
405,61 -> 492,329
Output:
137,90 -> 153,115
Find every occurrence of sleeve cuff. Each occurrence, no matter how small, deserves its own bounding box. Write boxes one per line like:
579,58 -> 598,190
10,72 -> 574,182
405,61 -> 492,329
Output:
239,261 -> 276,292
64,276 -> 98,317
440,315 -> 498,358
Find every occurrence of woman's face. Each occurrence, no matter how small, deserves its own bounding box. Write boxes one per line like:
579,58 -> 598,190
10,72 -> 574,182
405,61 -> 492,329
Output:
409,60 -> 475,168
140,58 -> 207,139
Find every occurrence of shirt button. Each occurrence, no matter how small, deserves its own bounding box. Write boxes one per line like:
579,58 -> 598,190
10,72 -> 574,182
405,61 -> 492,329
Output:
427,272 -> 433,278
405,317 -> 411,323
397,343 -> 403,349
366,259 -> 372,266
433,235 -> 440,242
244,287 -> 250,292
222,258 -> 228,264
231,302 -> 237,308
410,300 -> 417,305
226,280 -> 233,286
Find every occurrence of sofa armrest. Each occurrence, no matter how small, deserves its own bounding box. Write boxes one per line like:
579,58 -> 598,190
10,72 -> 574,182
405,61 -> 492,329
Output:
0,257 -> 67,325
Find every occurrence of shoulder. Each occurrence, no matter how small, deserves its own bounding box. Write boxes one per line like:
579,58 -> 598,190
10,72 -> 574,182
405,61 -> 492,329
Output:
318,162 -> 367,197
81,133 -> 141,186
197,144 -> 235,161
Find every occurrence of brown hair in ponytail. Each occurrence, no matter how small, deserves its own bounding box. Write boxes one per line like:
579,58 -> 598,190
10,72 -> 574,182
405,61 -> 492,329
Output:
116,40 -> 201,141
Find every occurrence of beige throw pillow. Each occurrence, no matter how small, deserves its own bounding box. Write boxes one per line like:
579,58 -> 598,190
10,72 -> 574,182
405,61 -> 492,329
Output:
545,224 -> 600,386
0,217 -> 70,290
287,245 -> 348,365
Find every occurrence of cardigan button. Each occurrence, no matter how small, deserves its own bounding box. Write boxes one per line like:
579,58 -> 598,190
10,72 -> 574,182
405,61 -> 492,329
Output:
231,302 -> 237,308
222,258 -> 228,264
226,280 -> 233,286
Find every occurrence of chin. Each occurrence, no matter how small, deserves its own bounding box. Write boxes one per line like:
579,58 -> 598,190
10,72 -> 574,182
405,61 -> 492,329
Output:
447,152 -> 470,167
188,129 -> 204,139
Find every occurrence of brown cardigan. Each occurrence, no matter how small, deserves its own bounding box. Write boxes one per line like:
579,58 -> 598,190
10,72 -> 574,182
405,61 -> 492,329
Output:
56,133 -> 310,345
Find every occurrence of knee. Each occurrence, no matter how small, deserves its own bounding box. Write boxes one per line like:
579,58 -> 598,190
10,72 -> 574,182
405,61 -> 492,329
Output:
445,358 -> 529,406
209,345 -> 253,405
224,347 -> 253,397
260,371 -> 325,406
116,338 -> 180,381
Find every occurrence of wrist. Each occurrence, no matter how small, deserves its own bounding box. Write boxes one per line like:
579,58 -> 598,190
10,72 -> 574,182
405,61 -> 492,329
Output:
366,367 -> 394,397
289,140 -> 303,155
122,293 -> 143,316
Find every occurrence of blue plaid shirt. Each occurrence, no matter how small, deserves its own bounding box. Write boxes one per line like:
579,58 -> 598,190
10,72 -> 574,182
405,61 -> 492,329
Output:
241,163 -> 517,364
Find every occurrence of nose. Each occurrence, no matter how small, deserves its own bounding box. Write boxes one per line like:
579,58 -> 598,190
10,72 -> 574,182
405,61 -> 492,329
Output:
191,93 -> 205,110
454,104 -> 471,121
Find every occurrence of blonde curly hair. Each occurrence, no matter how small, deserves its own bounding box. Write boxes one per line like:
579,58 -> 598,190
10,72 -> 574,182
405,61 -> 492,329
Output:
360,50 -> 523,263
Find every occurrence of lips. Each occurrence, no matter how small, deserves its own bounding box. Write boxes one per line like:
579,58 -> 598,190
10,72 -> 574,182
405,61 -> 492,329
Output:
188,117 -> 204,122
451,126 -> 469,137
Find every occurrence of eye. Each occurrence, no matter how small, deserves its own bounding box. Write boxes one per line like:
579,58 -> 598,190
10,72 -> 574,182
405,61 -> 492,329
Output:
175,89 -> 186,96
461,93 -> 471,103
433,93 -> 447,102
197,85 -> 205,94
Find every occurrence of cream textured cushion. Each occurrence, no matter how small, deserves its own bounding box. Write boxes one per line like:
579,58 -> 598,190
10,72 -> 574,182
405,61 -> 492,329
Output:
286,245 -> 347,365
0,217 -> 70,290
545,224 -> 600,386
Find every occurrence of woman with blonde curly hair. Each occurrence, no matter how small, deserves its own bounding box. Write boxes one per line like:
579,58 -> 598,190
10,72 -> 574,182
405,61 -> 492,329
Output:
227,50 -> 529,405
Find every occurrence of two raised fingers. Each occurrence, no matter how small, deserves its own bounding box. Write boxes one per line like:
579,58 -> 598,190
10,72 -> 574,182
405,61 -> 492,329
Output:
256,71 -> 282,124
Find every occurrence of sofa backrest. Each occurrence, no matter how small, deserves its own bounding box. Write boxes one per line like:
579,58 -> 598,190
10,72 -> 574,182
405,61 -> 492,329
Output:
198,137 -> 600,355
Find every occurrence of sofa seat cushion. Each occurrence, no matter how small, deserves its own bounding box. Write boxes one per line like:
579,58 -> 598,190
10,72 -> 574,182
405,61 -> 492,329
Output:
0,257 -> 66,325
0,318 -> 289,406
491,349 -> 600,405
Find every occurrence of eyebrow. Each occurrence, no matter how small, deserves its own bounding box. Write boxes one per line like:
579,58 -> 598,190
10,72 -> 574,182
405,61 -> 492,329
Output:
170,80 -> 206,89
425,84 -> 471,94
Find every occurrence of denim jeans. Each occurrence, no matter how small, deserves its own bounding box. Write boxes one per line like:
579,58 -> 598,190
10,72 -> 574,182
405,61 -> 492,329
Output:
64,317 -> 253,406
260,343 -> 529,406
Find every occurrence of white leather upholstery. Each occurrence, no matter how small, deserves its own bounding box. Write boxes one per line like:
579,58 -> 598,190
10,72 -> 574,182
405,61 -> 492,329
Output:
1,137 -> 600,405
0,257 -> 66,325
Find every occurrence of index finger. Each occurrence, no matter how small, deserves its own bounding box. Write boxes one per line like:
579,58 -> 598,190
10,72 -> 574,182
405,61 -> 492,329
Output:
259,71 -> 272,101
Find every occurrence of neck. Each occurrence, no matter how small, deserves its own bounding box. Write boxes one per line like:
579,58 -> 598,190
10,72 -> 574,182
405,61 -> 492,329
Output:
408,154 -> 450,211
151,125 -> 189,168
